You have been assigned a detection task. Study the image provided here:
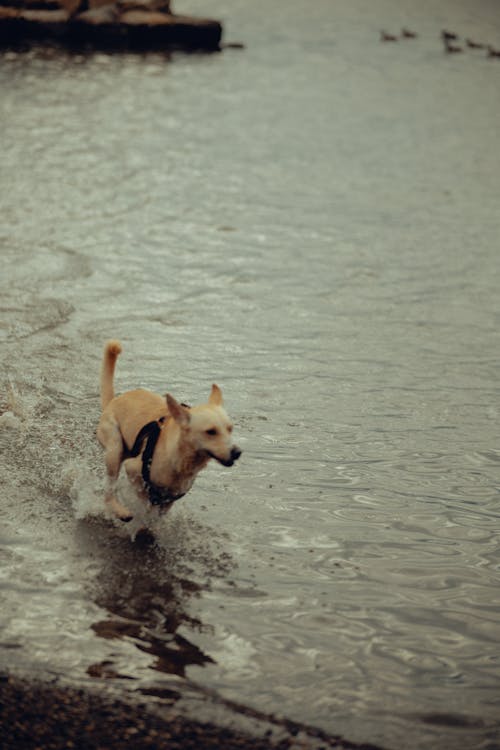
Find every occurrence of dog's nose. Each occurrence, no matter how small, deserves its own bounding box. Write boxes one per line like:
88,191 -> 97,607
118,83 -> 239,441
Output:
231,446 -> 242,462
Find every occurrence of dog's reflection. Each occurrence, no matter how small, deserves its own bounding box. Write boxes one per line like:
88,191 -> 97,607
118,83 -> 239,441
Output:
76,519 -> 214,680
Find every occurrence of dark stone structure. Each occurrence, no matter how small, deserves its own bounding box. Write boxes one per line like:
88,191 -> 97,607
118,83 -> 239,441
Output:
0,0 -> 223,50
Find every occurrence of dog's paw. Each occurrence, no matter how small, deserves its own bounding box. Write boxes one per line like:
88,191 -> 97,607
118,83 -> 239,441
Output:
134,528 -> 156,546
106,495 -> 134,522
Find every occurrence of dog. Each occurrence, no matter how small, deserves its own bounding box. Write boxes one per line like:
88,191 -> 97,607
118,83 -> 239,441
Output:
97,340 -> 241,521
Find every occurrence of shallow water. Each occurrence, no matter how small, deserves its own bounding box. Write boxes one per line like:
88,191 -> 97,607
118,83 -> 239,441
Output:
1,0 -> 500,748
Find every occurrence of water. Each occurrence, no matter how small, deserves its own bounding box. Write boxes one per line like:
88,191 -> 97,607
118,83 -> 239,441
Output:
1,0 -> 500,748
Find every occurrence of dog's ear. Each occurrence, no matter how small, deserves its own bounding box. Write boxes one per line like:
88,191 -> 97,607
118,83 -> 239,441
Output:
208,383 -> 223,407
166,394 -> 190,425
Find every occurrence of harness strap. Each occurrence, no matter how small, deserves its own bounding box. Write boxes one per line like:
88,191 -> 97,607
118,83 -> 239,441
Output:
129,418 -> 177,506
129,402 -> 192,508
129,419 -> 162,483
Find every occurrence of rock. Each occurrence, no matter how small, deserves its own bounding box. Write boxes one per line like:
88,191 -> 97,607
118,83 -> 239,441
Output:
59,0 -> 85,13
116,0 -> 171,13
118,11 -> 222,51
19,6 -> 68,18
0,5 -> 70,44
74,2 -> 117,23
0,0 -> 81,13
0,672 -> 381,750
0,0 -> 222,50
0,0 -> 61,9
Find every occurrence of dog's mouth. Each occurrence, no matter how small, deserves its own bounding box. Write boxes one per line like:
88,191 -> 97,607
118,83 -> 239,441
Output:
206,447 -> 242,467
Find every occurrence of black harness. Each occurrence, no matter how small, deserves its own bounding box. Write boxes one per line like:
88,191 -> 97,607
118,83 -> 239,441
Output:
128,417 -> 183,508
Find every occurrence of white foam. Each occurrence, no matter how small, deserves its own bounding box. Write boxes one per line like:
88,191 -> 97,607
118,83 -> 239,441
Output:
210,629 -> 258,679
0,410 -> 22,430
64,462 -> 167,539
4,380 -> 34,421
63,462 -> 107,520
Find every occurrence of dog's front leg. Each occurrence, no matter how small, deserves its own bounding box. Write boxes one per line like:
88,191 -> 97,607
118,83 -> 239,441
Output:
106,487 -> 134,522
100,423 -> 134,522
124,457 -> 147,503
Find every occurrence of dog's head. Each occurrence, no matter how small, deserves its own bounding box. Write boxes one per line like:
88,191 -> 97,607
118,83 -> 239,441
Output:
166,385 -> 242,467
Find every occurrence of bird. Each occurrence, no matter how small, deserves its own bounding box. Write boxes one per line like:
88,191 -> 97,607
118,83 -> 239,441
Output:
466,38 -> 485,49
401,28 -> 418,39
445,41 -> 463,54
380,30 -> 398,42
441,30 -> 458,42
487,45 -> 500,58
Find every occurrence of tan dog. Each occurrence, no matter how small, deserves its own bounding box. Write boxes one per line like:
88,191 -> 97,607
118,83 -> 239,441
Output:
97,340 -> 241,521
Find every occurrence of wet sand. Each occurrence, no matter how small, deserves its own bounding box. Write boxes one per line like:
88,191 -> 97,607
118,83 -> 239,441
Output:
0,673 -> 385,750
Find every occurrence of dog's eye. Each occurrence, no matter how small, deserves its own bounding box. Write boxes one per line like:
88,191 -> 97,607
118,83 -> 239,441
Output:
227,425 -> 233,433
206,428 -> 218,436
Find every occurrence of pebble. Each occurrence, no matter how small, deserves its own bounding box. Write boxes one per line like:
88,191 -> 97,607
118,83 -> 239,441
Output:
0,673 -> 382,750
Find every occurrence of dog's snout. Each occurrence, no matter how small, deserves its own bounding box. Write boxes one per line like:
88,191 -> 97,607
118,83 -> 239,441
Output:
231,446 -> 242,462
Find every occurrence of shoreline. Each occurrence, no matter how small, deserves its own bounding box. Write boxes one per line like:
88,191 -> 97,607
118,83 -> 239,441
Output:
0,673 -> 386,750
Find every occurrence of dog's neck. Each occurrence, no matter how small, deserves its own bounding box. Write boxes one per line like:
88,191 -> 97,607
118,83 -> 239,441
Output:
149,420 -> 210,494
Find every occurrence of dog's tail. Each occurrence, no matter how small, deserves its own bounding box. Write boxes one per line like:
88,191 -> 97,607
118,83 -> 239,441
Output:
100,339 -> 122,410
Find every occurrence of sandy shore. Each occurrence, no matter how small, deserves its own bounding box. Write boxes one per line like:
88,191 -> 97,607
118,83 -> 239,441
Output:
0,673 -> 385,750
